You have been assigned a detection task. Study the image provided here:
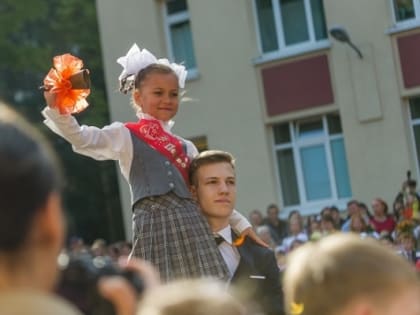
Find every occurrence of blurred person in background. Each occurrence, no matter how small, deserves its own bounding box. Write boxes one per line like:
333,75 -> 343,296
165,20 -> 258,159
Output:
256,225 -> 277,250
369,198 -> 396,235
340,199 -> 361,232
320,214 -> 337,237
281,216 -> 308,252
306,215 -> 322,241
249,209 -> 264,231
396,232 -> 420,265
263,204 -> 288,245
329,206 -> 345,229
350,213 -> 379,239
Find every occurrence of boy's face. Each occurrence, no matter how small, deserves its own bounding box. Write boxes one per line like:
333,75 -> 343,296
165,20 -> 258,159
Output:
191,162 -> 236,221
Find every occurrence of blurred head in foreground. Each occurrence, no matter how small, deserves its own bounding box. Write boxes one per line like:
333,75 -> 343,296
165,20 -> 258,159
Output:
137,278 -> 248,315
0,102 -> 64,291
283,233 -> 420,315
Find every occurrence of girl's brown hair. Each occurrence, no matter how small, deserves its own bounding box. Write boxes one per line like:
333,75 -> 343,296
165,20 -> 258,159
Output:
119,63 -> 177,94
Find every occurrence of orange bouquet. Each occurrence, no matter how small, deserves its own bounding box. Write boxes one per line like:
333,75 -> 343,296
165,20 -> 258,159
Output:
42,53 -> 91,114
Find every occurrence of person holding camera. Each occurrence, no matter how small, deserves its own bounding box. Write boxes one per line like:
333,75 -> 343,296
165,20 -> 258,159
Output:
0,102 -> 82,315
0,102 -> 158,315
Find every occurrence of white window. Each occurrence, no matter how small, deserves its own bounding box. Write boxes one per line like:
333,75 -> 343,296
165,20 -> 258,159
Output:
391,0 -> 420,24
163,0 -> 198,78
273,113 -> 352,214
253,0 -> 328,58
409,96 -> 420,176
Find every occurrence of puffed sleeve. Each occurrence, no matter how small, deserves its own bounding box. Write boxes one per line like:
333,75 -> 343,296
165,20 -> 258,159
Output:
42,106 -> 133,179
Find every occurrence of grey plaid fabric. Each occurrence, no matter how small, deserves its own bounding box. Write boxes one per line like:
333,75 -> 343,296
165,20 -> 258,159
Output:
131,192 -> 229,282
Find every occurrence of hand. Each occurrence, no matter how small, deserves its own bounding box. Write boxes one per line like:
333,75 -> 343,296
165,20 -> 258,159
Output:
98,257 -> 160,315
98,276 -> 137,315
241,227 -> 269,248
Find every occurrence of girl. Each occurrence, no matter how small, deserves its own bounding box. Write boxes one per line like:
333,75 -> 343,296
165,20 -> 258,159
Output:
42,44 -> 256,282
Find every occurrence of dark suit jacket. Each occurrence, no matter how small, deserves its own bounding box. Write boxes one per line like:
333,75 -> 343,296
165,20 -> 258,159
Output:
230,233 -> 285,315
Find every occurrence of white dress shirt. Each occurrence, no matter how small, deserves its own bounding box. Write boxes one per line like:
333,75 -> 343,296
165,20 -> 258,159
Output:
215,225 -> 240,279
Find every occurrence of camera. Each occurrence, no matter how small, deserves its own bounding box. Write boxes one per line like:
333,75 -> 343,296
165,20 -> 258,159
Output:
55,252 -> 144,315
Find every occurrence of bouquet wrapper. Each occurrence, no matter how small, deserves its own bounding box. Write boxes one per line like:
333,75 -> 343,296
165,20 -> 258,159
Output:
68,69 -> 91,89
42,53 -> 91,115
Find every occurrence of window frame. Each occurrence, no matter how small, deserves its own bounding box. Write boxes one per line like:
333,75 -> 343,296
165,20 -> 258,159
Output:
408,97 -> 420,180
272,114 -> 351,215
162,1 -> 199,79
388,0 -> 420,32
252,0 -> 330,62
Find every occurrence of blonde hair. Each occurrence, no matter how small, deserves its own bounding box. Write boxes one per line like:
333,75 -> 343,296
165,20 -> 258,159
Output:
283,233 -> 418,315
137,279 -> 247,315
188,150 -> 235,186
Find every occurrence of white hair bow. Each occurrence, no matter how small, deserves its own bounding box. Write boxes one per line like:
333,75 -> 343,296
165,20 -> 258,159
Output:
117,43 -> 187,89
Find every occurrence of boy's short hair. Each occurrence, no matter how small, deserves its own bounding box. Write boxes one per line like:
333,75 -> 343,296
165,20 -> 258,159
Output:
138,279 -> 246,315
189,150 -> 235,185
283,233 -> 419,315
0,102 -> 62,252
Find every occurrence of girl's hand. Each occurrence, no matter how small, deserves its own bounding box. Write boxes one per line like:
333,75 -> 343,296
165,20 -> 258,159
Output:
241,227 -> 269,248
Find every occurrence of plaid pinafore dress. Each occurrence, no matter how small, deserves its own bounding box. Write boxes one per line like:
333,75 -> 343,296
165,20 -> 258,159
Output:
126,121 -> 229,282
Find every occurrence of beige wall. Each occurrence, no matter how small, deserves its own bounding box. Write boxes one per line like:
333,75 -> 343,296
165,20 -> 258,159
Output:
96,0 -> 418,239
324,0 -> 415,206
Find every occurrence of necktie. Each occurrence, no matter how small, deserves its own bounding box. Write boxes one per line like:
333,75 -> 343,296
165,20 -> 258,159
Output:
214,235 -> 224,246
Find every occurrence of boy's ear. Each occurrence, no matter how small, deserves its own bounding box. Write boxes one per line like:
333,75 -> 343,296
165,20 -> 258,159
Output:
32,192 -> 65,250
190,185 -> 197,200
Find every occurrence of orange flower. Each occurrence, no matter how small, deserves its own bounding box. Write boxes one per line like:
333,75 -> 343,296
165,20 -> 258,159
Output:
233,234 -> 246,247
43,53 -> 90,114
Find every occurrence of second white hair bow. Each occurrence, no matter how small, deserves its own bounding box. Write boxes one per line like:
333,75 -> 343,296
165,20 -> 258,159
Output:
117,43 -> 188,88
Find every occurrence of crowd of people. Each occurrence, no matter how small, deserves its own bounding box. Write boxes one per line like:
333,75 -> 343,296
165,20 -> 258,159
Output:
249,194 -> 420,272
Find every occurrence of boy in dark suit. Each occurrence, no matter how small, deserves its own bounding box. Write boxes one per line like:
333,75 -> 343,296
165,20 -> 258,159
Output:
189,150 -> 284,315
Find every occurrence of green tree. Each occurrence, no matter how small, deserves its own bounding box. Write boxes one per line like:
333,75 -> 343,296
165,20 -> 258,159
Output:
0,0 -> 125,244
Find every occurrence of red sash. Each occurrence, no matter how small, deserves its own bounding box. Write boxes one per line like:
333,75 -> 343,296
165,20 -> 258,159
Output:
125,119 -> 191,184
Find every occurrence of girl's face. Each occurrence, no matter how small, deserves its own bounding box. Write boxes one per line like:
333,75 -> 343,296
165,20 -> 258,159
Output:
134,72 -> 179,122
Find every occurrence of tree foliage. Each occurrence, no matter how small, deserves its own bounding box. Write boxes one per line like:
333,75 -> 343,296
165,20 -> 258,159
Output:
0,0 -> 125,243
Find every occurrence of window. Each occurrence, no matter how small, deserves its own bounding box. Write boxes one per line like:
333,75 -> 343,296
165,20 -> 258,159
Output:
391,0 -> 420,24
254,0 -> 328,56
163,0 -> 198,77
273,114 -> 352,212
409,97 -> 420,175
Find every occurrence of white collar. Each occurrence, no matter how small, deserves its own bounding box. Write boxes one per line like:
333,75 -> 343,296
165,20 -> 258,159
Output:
136,112 -> 175,132
215,225 -> 233,245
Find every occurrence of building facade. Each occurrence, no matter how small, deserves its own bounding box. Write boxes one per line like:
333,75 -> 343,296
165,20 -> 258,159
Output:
96,0 -> 420,239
